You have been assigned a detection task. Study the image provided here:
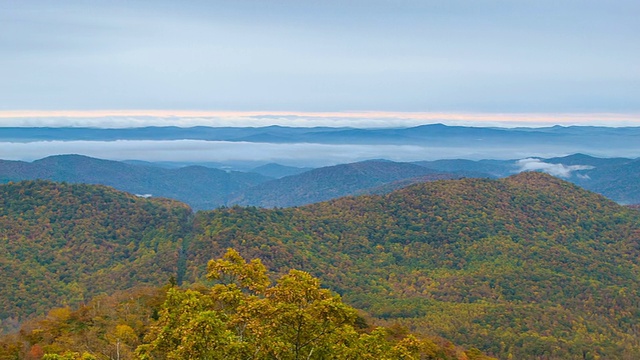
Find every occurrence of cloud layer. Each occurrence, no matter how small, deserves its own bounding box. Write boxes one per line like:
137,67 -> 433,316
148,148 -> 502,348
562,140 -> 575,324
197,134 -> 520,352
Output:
2,140 -> 637,168
0,140 -> 592,166
516,158 -> 594,178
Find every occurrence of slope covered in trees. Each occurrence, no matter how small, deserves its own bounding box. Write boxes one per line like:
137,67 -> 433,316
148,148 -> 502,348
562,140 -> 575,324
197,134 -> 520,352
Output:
3,173 -> 640,358
0,180 -> 192,333
1,251 -> 492,360
189,173 -> 640,359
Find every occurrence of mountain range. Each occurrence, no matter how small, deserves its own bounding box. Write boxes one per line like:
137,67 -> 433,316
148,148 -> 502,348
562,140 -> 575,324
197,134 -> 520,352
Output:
0,155 -> 269,210
229,160 -> 461,208
2,152 -> 640,208
414,153 -> 640,205
3,125 -> 640,147
0,155 -> 461,209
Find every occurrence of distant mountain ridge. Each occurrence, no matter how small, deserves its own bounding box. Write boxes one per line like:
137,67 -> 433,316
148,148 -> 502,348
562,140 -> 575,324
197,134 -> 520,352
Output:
3,124 -> 640,148
3,152 -> 640,208
413,159 -> 516,178
229,160 -> 460,207
249,163 -> 313,178
0,155 -> 465,209
0,155 -> 270,210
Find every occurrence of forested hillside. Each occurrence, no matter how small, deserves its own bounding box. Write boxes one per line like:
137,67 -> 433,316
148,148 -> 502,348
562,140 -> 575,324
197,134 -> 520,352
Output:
3,174 -> 640,358
0,180 -> 191,333
1,251 -> 492,360
189,173 -> 640,359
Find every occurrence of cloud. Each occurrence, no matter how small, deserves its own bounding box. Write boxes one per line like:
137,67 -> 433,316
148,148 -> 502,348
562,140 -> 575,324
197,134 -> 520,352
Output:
0,140 -> 429,166
0,140 -> 590,166
516,158 -> 594,178
0,140 -> 636,168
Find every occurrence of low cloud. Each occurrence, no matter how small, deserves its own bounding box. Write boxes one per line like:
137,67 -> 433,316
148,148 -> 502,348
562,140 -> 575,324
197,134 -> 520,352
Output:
516,158 -> 594,178
0,140 -> 583,167
0,140 -> 632,169
0,140 -> 434,166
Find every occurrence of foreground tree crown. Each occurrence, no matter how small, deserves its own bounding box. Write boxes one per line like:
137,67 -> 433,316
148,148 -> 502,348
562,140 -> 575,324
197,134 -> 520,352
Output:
5,249 -> 491,360
138,248 -> 487,359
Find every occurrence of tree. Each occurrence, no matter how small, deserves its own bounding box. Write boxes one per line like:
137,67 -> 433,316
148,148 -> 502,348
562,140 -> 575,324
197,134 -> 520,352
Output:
137,249 -> 459,359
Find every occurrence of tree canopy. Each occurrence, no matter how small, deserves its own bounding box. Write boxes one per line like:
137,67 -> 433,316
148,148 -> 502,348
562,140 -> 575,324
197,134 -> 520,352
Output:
2,250 -> 488,360
138,249 -> 481,360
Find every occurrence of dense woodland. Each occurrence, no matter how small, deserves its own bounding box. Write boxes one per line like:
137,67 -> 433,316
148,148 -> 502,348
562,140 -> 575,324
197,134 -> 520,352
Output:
2,174 -> 640,358
1,250 -> 490,359
0,180 -> 192,332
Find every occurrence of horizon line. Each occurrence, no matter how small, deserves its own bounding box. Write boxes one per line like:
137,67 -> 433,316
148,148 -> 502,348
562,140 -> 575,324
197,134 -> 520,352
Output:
0,110 -> 639,128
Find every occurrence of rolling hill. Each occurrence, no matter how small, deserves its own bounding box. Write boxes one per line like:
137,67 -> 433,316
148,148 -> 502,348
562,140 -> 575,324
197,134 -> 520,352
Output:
3,173 -> 640,358
4,153 -> 640,211
190,173 -> 640,359
0,180 -> 192,332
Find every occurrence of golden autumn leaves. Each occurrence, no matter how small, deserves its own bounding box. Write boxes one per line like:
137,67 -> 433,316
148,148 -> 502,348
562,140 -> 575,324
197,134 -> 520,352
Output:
137,249 -> 477,360
12,248 -> 488,359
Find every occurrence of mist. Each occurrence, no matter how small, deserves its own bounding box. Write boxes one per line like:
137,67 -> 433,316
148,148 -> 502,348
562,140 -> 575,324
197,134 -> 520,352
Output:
516,158 -> 594,178
2,140 -> 635,167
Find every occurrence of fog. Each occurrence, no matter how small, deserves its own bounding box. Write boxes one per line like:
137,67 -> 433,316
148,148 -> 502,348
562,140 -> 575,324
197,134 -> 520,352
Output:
516,158 -> 594,178
2,140 -> 635,167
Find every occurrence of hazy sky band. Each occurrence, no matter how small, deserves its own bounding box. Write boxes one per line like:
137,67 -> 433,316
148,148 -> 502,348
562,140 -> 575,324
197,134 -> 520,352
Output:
2,1 -> 638,114
1,111 -> 639,128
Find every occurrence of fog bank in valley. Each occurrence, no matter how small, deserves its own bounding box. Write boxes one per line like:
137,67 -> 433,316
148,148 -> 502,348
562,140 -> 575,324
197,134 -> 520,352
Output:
1,140 -> 639,167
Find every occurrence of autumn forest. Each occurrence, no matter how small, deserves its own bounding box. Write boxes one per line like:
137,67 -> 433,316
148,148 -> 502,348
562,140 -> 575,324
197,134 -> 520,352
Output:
2,173 -> 640,359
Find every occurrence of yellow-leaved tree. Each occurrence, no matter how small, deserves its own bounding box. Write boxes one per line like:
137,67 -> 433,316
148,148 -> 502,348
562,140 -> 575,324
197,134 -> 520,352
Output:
136,249 -> 475,360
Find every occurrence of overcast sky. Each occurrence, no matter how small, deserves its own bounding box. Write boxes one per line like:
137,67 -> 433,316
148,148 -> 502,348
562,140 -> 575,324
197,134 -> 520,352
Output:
1,0 -> 639,126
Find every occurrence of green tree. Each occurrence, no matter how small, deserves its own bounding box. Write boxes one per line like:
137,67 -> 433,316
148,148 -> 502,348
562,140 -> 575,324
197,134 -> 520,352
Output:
138,249 -> 457,360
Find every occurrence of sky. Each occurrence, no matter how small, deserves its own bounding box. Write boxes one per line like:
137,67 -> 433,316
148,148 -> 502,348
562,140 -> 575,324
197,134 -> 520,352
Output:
1,1 -> 639,164
1,0 -> 639,128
